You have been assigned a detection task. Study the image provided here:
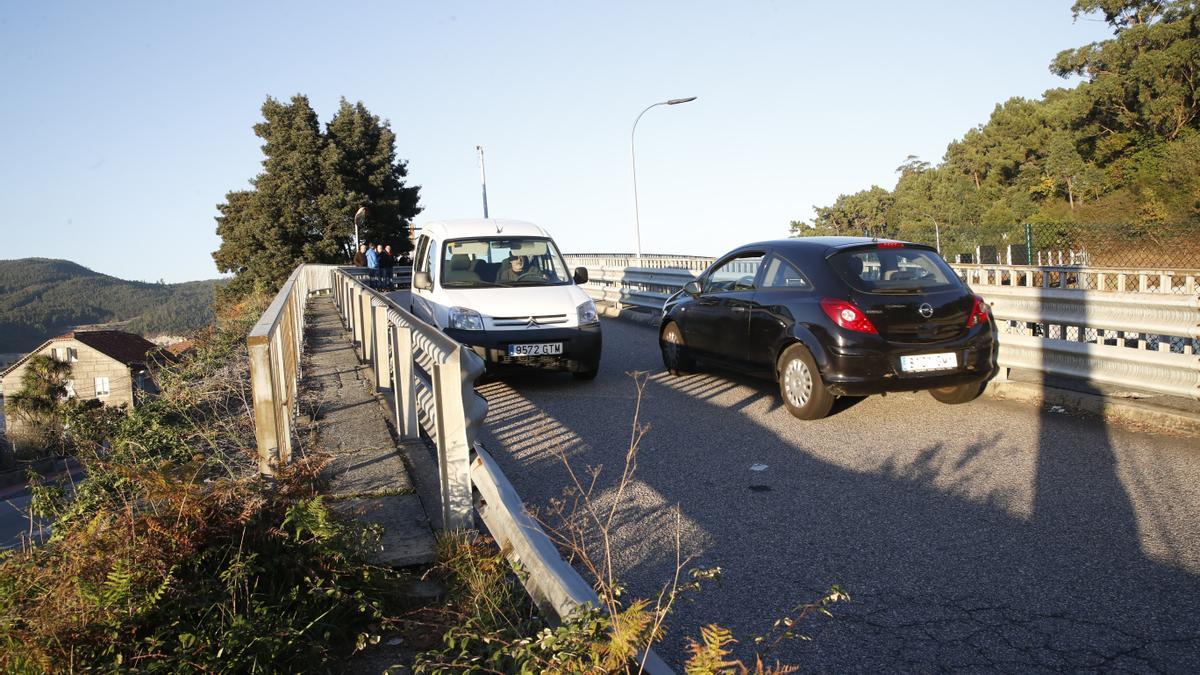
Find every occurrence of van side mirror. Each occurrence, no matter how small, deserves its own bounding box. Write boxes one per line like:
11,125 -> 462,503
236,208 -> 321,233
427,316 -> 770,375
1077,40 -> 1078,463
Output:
683,280 -> 702,296
413,271 -> 433,291
573,267 -> 589,284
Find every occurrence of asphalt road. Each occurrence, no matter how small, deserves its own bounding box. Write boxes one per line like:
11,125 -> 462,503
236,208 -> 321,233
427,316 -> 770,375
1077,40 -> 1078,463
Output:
476,317 -> 1200,672
0,489 -> 50,550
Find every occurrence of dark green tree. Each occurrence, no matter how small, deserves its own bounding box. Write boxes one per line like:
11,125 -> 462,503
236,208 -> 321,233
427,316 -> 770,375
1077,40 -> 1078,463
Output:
212,95 -> 421,298
796,1 -> 1200,242
320,99 -> 422,258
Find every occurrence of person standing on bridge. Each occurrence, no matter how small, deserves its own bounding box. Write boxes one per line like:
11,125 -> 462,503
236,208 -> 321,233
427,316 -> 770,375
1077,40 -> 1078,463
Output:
353,243 -> 367,268
365,243 -> 379,288
380,244 -> 395,289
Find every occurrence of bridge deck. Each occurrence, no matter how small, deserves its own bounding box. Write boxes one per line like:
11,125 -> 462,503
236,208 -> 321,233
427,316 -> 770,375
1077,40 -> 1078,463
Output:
302,296 -> 434,567
478,317 -> 1200,671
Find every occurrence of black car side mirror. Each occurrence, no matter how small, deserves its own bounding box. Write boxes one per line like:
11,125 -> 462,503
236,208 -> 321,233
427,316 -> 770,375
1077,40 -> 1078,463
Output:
683,280 -> 702,296
573,267 -> 589,284
413,271 -> 433,290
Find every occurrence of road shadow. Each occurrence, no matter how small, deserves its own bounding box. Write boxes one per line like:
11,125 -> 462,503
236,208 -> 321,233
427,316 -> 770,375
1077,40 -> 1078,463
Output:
476,317 -> 1200,671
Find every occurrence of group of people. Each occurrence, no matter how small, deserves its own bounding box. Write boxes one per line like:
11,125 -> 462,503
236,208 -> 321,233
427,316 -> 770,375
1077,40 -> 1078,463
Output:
353,243 -> 409,289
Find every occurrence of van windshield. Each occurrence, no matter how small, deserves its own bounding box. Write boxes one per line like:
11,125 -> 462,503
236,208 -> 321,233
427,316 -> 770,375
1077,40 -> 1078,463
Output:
828,246 -> 962,294
441,237 -> 572,288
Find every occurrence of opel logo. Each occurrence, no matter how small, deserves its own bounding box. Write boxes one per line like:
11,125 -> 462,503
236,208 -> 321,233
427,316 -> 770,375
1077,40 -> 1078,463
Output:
918,303 -> 934,319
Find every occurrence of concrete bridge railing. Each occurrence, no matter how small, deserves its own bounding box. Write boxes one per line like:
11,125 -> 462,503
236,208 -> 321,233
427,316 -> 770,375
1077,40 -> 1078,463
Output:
247,264 -> 341,475
248,263 -> 672,673
563,254 -> 1200,401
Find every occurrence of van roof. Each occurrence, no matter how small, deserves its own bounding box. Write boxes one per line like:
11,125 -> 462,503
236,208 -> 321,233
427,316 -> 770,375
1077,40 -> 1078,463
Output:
420,219 -> 551,240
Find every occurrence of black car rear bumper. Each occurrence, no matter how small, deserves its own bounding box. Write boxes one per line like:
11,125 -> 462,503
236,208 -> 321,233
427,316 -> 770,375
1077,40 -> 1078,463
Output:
445,324 -> 602,373
820,332 -> 997,396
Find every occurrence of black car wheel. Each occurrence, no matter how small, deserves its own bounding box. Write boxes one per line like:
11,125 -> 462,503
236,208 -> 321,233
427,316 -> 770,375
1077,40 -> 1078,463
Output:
778,344 -> 834,420
928,379 -> 987,404
660,322 -> 695,376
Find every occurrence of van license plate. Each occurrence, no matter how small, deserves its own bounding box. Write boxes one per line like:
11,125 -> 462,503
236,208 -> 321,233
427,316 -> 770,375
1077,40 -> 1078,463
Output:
901,352 -> 957,372
507,343 -> 563,357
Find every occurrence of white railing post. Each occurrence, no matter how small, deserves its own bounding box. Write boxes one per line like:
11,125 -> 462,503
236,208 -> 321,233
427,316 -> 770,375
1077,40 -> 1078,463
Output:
351,284 -> 363,353
373,299 -> 390,389
248,340 -> 279,476
357,288 -> 370,362
391,321 -> 418,439
432,347 -> 474,530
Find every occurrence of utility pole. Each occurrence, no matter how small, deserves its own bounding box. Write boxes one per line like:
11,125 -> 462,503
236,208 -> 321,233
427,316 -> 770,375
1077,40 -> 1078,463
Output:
476,145 -> 489,219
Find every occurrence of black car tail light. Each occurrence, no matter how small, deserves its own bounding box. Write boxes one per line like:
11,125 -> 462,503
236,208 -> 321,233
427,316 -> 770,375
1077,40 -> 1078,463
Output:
820,298 -> 879,334
966,295 -> 990,328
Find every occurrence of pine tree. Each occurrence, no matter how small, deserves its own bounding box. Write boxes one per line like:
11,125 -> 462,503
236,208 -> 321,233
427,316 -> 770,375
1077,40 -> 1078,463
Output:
212,95 -> 421,298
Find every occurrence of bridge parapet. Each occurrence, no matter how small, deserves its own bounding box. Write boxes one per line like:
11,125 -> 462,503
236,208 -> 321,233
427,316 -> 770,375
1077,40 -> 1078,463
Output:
564,254 -> 1200,402
249,264 -> 672,672
247,263 -> 340,475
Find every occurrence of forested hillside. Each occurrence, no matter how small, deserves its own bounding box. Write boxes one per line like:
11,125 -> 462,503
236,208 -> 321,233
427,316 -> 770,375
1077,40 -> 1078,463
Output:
793,0 -> 1200,265
0,258 -> 222,352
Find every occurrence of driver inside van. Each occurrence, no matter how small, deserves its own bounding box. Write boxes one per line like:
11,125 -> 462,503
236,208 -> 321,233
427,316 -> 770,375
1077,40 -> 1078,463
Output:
497,255 -> 545,283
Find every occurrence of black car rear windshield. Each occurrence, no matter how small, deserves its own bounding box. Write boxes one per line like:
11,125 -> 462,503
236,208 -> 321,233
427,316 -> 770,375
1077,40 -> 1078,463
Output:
828,246 -> 961,294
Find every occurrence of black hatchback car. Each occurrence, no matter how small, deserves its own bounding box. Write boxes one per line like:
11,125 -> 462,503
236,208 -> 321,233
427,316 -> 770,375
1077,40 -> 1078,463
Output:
659,237 -> 997,419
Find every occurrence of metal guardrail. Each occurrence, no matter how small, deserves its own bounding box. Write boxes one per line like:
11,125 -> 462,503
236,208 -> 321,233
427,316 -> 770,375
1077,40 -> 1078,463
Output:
564,254 -> 1200,400
956,263 -> 1199,295
565,255 -> 708,312
471,446 -> 672,673
332,267 -> 484,529
325,267 -> 673,672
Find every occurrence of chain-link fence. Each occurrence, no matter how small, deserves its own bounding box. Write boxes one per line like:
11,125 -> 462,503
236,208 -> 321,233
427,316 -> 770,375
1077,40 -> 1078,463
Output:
934,223 -> 1199,269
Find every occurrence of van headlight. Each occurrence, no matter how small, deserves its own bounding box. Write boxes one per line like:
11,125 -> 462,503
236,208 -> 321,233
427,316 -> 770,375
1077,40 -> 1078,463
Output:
449,307 -> 484,330
577,300 -> 599,326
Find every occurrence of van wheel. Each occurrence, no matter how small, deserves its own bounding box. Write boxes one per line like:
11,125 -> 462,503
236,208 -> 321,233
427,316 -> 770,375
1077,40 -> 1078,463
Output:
778,344 -> 834,420
660,322 -> 695,376
929,380 -> 987,404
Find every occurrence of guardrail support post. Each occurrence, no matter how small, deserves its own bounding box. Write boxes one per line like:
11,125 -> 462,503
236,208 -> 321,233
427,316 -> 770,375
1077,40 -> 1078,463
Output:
248,340 -> 279,477
351,284 -> 363,352
373,299 -> 390,389
392,322 -> 418,439
357,288 -> 371,362
432,348 -> 474,530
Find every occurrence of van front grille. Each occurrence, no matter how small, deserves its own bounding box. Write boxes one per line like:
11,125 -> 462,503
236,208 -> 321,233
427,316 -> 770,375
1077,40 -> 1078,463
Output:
492,314 -> 569,327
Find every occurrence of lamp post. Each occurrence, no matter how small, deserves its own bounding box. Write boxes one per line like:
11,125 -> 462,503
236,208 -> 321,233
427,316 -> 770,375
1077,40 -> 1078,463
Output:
353,206 -> 368,252
631,96 -> 697,262
476,145 -> 489,219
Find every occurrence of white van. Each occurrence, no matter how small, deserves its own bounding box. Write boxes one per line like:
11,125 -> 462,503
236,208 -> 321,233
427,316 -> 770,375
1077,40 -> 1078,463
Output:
409,219 -> 602,380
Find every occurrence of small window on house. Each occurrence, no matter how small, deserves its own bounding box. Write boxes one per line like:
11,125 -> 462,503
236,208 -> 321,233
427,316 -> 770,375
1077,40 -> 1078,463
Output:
50,347 -> 63,362
67,348 -> 78,362
95,377 -> 110,396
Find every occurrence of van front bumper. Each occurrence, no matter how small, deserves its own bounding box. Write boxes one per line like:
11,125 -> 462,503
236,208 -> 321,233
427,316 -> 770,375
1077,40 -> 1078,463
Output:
445,324 -> 602,373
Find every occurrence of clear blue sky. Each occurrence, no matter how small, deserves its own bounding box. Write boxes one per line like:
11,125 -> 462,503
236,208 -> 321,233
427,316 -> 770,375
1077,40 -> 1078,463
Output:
0,1 -> 1113,283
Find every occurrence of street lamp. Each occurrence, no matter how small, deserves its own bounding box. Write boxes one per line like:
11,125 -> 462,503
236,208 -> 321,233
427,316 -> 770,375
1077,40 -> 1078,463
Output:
631,96 -> 697,262
476,145 -> 489,219
353,206 -> 368,252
